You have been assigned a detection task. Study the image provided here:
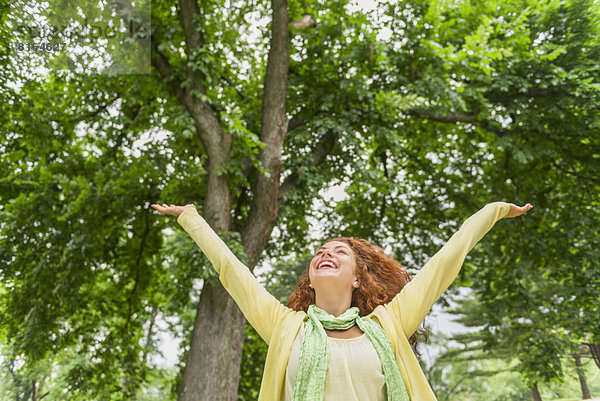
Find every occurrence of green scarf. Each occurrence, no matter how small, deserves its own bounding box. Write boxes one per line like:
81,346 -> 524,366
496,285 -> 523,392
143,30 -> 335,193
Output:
292,305 -> 410,401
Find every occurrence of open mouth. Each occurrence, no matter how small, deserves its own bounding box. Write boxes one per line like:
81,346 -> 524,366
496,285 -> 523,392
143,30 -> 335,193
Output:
317,260 -> 338,270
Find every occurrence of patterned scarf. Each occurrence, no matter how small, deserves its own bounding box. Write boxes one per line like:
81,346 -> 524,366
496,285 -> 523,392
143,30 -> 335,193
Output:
292,304 -> 410,401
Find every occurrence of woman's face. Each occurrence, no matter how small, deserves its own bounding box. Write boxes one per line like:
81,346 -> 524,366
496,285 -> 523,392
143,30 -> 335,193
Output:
308,240 -> 358,291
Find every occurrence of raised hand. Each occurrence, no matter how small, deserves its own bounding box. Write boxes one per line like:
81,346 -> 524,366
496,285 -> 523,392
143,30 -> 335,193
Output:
151,203 -> 197,217
505,203 -> 533,218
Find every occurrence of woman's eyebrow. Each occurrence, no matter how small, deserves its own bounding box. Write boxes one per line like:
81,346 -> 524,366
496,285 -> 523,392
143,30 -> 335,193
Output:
318,245 -> 350,251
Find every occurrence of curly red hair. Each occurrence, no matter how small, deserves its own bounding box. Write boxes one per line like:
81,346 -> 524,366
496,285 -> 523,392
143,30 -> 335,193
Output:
288,237 -> 428,352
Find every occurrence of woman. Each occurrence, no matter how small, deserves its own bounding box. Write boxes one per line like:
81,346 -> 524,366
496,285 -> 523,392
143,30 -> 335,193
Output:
151,201 -> 532,401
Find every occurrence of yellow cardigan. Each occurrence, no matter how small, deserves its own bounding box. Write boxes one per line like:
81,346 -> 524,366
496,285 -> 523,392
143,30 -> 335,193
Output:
177,202 -> 510,401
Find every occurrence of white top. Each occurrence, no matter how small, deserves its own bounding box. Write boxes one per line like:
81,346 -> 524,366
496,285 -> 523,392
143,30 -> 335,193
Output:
284,323 -> 386,401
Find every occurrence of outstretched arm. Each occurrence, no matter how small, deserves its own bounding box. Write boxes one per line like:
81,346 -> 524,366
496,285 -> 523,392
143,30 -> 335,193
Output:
385,202 -> 532,338
151,203 -> 293,344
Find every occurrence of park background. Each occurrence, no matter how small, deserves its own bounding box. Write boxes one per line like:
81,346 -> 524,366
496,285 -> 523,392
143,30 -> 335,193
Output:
1,0 -> 599,400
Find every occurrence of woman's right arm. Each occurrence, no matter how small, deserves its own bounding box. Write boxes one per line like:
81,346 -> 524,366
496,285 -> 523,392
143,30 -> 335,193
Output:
152,204 -> 292,344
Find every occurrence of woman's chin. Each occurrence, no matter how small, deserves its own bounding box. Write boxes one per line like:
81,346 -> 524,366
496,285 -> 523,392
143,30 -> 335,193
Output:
312,275 -> 351,288
311,270 -> 340,281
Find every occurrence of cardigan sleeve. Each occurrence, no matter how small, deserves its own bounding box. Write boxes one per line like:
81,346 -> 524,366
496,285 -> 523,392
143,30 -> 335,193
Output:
385,202 -> 510,338
177,207 -> 292,344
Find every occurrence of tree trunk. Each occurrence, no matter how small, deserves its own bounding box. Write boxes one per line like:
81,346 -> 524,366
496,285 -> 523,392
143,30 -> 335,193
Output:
178,282 -> 247,400
176,0 -> 289,398
531,382 -> 542,401
573,354 -> 591,399
178,142 -> 243,401
588,342 -> 600,369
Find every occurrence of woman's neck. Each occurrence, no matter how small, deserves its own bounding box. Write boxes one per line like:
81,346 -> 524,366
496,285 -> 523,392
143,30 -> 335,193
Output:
314,292 -> 352,317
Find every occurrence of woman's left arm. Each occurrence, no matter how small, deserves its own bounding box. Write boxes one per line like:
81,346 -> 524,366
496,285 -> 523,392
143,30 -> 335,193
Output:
386,202 -> 532,338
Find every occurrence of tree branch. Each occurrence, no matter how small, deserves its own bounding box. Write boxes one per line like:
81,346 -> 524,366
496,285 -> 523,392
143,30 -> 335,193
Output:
409,109 -> 476,123
142,305 -> 158,363
151,42 -> 179,84
124,211 -> 151,333
178,0 -> 204,50
151,1 -> 233,231
241,0 -> 290,267
221,75 -> 246,101
552,161 -> 600,186
49,95 -> 121,125
287,116 -> 305,132
486,89 -> 563,104
114,0 -> 183,98
178,0 -> 207,94
279,129 -> 336,199
409,109 -> 509,136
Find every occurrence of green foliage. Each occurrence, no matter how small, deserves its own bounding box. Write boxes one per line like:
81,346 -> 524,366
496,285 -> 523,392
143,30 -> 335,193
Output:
425,330 -> 600,401
237,324 -> 267,401
264,256 -> 313,304
1,0 -> 599,398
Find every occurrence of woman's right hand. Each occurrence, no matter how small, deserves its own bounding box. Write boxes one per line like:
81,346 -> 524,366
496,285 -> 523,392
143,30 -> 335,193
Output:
505,203 -> 533,218
151,203 -> 197,217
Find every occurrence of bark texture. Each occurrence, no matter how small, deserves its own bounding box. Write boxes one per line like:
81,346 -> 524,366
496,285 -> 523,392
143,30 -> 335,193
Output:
241,0 -> 290,266
178,281 -> 247,401
160,0 -> 290,399
588,342 -> 600,369
531,382 -> 542,401
573,354 -> 591,399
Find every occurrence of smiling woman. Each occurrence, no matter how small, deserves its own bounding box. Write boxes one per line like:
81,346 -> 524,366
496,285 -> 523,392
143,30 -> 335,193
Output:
290,239 -> 415,340
150,201 -> 532,401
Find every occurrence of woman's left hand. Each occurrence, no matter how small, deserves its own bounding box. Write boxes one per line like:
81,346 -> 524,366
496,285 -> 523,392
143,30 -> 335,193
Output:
151,203 -> 196,217
505,203 -> 533,218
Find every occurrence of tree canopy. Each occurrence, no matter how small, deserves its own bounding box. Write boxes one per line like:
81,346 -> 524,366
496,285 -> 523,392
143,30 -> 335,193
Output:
1,0 -> 599,399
